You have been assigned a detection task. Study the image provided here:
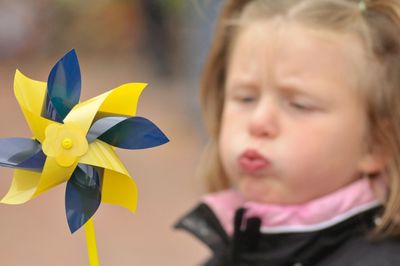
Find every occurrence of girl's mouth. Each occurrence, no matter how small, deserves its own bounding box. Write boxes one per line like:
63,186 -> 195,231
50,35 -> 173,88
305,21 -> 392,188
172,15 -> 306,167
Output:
238,149 -> 270,174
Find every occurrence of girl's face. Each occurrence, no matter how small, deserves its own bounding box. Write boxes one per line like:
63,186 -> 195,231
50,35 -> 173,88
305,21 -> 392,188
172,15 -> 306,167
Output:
220,20 -> 383,204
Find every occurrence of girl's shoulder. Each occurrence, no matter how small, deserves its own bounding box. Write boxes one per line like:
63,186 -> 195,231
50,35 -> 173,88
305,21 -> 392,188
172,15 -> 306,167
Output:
320,234 -> 400,266
174,202 -> 229,249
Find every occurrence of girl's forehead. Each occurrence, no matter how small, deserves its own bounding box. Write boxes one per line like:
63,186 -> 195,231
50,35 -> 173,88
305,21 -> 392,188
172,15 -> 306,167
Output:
232,19 -> 367,60
226,20 -> 369,103
228,20 -> 368,84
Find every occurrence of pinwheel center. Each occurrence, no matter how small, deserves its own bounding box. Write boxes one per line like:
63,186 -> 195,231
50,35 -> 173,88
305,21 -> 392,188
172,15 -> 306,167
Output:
62,138 -> 73,149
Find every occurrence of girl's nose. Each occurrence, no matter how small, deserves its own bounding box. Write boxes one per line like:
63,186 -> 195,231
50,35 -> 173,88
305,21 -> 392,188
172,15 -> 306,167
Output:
249,99 -> 279,138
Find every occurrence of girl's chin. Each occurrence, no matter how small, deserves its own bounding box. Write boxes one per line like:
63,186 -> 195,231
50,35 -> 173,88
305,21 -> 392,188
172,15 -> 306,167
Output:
238,177 -> 276,203
237,177 -> 297,204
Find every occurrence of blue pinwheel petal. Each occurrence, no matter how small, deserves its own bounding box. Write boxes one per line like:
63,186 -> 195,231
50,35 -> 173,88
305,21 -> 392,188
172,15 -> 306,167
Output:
17,150 -> 46,170
0,138 -> 45,171
87,116 -> 169,149
65,164 -> 102,233
43,49 -> 81,122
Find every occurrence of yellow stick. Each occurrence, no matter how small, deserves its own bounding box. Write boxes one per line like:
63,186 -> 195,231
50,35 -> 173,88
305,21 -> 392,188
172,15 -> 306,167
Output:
84,218 -> 100,266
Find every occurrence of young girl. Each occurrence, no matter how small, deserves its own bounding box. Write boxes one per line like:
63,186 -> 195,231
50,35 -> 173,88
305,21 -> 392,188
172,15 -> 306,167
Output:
176,0 -> 400,265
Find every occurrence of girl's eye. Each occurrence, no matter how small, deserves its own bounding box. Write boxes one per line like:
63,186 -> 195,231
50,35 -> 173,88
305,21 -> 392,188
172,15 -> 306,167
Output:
238,96 -> 256,103
230,93 -> 256,103
288,100 -> 315,112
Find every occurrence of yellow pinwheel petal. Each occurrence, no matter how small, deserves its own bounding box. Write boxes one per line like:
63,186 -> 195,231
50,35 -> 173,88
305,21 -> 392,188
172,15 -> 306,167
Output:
20,106 -> 56,142
63,94 -> 108,136
102,169 -> 138,212
14,70 -> 46,115
14,70 -> 55,142
1,169 -> 41,204
64,83 -> 147,135
1,158 -> 78,204
79,140 -> 137,212
98,83 -> 147,116
33,157 -> 78,197
80,140 -> 129,175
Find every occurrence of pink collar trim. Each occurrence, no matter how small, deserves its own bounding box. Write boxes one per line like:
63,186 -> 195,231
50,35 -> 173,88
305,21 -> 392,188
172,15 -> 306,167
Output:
202,178 -> 381,236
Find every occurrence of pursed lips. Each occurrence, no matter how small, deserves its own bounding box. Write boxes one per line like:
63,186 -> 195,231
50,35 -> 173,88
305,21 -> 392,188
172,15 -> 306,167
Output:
238,148 -> 271,174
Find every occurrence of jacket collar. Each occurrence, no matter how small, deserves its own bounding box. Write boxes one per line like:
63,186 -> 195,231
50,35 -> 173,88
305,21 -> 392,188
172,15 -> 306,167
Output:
202,177 -> 380,235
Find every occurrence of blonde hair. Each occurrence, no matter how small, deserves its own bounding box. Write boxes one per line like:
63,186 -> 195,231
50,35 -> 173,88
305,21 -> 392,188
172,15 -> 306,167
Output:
199,0 -> 400,235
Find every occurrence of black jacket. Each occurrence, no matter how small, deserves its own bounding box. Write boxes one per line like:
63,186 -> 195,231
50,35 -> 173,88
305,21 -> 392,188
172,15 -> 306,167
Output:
175,203 -> 400,266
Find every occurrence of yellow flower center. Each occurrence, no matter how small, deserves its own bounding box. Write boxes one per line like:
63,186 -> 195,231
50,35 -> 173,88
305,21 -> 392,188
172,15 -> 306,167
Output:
62,138 -> 73,149
42,122 -> 88,167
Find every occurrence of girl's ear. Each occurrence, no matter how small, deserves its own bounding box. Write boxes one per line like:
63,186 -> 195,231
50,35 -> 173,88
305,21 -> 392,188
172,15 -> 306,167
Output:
358,154 -> 385,175
357,143 -> 387,175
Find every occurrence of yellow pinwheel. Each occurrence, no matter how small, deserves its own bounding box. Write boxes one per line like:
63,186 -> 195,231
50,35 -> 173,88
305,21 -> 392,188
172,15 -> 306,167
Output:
0,49 -> 169,265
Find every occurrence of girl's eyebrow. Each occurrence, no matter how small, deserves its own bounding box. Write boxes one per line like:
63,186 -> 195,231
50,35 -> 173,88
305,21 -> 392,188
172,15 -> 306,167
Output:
278,84 -> 314,97
277,79 -> 322,97
276,80 -> 332,105
225,77 -> 259,91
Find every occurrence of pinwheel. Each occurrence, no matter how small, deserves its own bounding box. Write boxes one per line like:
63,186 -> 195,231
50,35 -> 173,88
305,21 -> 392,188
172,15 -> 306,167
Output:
0,49 -> 169,265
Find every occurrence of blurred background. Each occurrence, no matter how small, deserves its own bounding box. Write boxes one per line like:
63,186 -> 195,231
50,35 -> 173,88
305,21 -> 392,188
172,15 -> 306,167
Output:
0,0 -> 223,265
